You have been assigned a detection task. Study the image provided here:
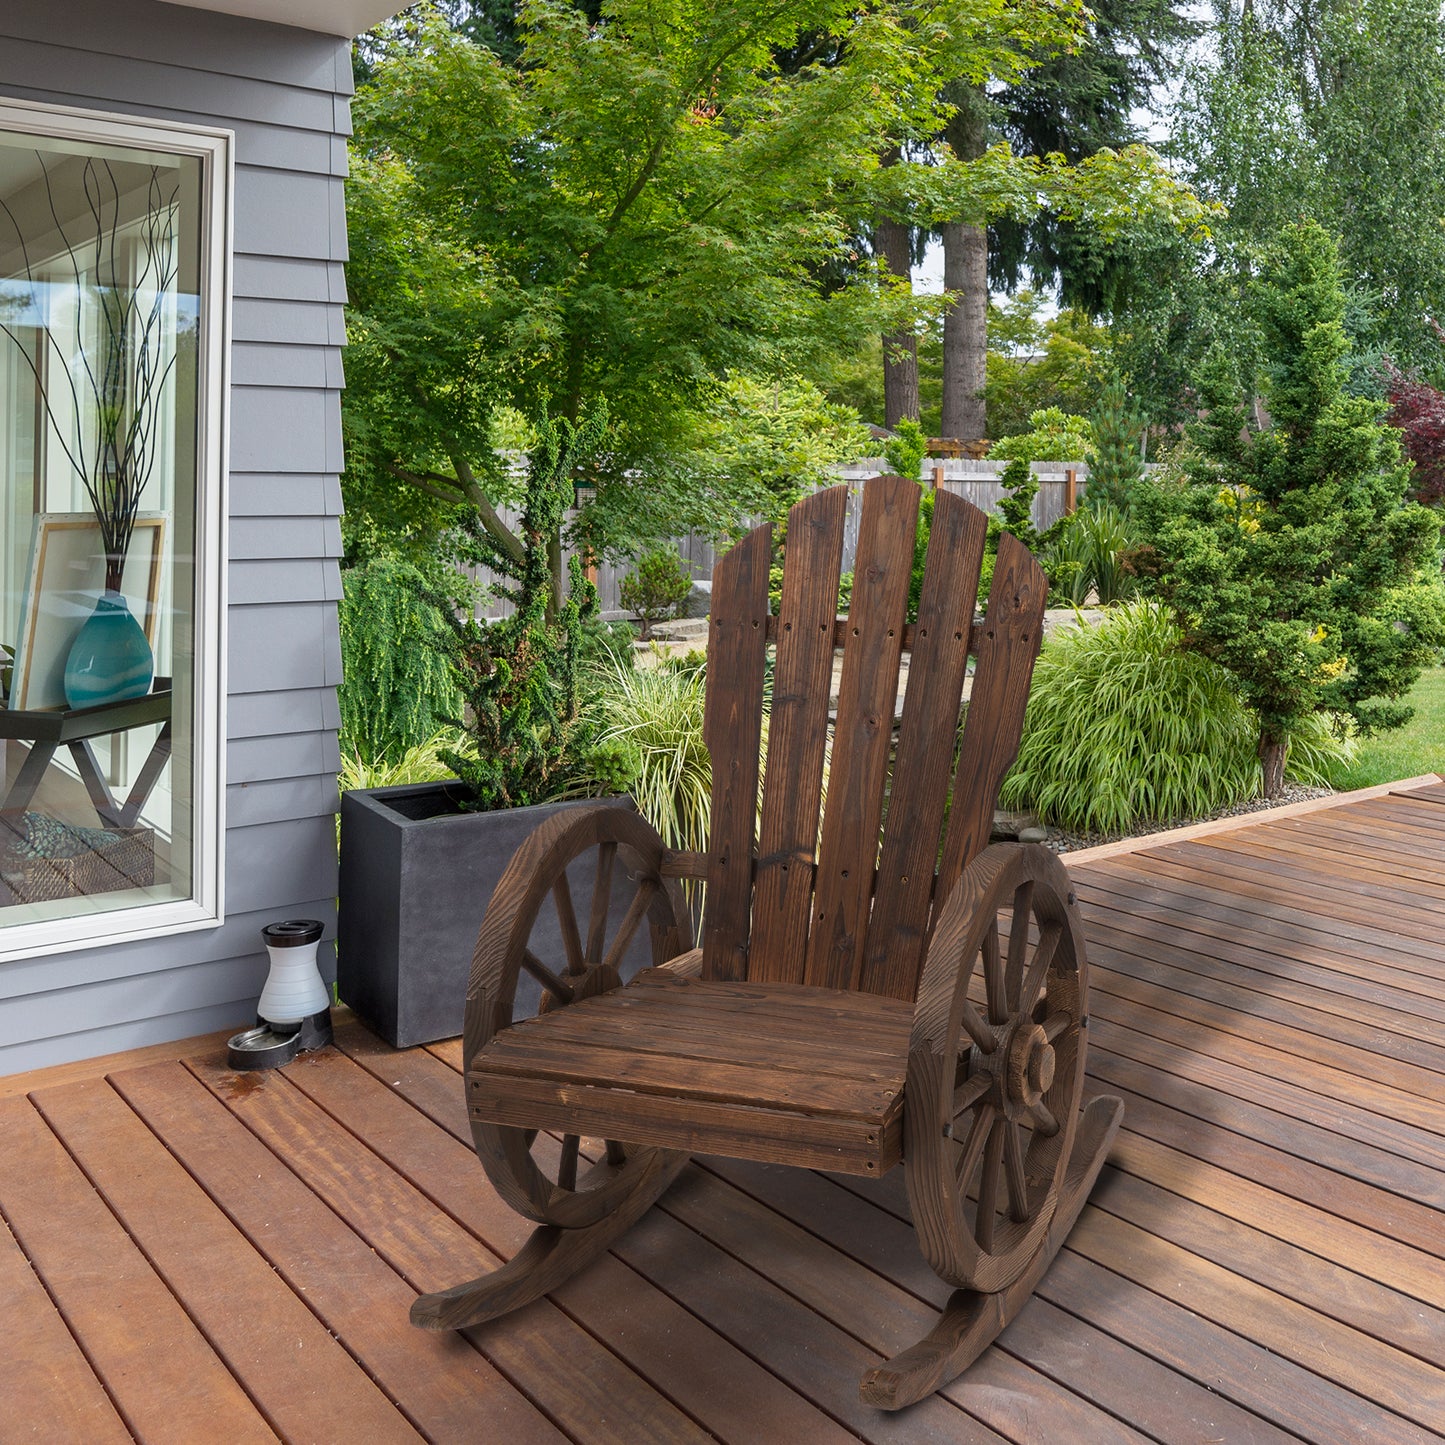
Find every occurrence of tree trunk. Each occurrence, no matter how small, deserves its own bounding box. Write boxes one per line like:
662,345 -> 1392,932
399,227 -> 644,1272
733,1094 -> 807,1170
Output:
877,213 -> 919,428
941,87 -> 989,443
1259,729 -> 1287,801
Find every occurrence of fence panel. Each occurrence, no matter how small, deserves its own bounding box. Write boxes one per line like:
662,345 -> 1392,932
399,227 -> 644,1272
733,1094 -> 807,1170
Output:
470,460 -> 1096,619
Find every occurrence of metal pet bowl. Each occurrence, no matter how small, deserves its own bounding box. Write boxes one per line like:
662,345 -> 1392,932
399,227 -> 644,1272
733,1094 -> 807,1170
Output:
227,1008 -> 332,1070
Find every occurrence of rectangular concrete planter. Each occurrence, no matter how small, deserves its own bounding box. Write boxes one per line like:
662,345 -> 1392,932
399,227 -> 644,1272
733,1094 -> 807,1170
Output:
338,783 -> 643,1048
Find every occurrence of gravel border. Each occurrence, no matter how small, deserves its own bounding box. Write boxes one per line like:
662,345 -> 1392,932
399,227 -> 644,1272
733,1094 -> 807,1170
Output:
1039,785 -> 1335,854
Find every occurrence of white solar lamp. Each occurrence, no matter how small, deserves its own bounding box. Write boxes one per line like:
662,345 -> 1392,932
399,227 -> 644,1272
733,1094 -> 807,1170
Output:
227,919 -> 334,1069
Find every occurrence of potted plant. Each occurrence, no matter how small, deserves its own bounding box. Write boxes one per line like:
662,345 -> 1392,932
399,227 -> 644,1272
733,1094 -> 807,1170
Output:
0,159 -> 179,707
338,410 -> 641,1046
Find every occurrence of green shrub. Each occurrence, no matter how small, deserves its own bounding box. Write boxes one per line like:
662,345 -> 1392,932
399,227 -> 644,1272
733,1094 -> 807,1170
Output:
1000,600 -> 1260,832
988,407 -> 1093,465
338,554 -> 464,765
434,408 -> 634,809
620,547 -> 692,639
1045,503 -> 1138,607
1283,710 -> 1360,787
337,731 -> 464,792
884,418 -> 928,480
1085,377 -> 1145,513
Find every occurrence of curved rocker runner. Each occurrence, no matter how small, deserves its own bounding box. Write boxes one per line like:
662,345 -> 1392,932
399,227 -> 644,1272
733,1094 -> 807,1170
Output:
411,475 -> 1123,1411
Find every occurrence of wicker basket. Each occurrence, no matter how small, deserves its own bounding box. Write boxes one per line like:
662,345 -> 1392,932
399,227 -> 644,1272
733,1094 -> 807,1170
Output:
1,815 -> 155,904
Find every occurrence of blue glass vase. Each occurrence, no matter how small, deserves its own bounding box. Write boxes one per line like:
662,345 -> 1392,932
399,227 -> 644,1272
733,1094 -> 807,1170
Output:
63,590 -> 154,709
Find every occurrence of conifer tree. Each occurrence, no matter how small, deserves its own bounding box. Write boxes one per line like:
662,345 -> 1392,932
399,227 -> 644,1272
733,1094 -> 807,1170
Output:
1136,222 -> 1445,798
1085,376 -> 1144,513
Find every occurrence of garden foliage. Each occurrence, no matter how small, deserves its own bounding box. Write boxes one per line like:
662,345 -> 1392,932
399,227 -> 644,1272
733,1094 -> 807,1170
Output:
432,409 -> 636,809
338,554 -> 464,764
1000,601 -> 1261,832
988,407 -> 1093,464
620,548 -> 693,639
1134,222 -> 1445,796
1385,365 -> 1445,508
1085,377 -> 1144,513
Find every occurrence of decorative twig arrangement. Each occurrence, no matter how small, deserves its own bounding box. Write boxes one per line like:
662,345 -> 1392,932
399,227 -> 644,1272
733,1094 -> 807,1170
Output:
0,153 -> 180,591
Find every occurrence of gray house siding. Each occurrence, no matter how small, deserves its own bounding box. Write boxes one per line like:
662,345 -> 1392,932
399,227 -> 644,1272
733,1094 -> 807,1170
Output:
0,0 -> 350,1073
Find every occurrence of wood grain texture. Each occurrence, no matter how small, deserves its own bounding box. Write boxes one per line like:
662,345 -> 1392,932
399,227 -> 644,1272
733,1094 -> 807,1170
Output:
701,521 -> 772,982
804,474 -> 920,991
860,489 -> 988,1000
0,1094 -> 276,1444
750,485 -> 847,984
936,532 -> 1048,906
0,1208 -> 129,1442
31,1076 -> 416,1444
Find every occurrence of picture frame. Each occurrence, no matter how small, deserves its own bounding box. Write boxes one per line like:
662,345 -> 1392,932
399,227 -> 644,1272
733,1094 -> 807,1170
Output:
8,512 -> 166,711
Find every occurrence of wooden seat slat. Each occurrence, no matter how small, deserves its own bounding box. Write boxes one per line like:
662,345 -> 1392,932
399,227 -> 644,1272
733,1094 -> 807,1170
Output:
860,489 -> 987,1000
804,475 -> 920,991
751,485 -> 848,983
476,978 -> 910,1119
468,1075 -> 904,1176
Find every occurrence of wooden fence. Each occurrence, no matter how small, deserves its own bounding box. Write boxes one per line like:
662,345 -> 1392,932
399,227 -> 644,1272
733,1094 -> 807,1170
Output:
474,459 -> 1093,619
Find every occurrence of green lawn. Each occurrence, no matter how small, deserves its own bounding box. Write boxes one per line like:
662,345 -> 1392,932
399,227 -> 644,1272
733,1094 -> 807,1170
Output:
1329,665 -> 1445,791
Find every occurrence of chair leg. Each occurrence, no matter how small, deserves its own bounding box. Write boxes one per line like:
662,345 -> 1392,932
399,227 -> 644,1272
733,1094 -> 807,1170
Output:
411,1149 -> 688,1332
859,1094 -> 1124,1411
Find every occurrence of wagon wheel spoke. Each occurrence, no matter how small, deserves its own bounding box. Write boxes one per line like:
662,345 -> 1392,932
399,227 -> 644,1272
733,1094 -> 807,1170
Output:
1029,1100 -> 1060,1137
983,916 -> 1007,1025
976,1117 -> 1007,1254
601,877 -> 661,975
961,998 -> 996,1054
1017,923 -> 1062,1020
522,949 -> 575,1005
552,873 -> 586,976
953,1102 -> 995,1190
1004,881 -> 1034,1012
1042,1009 -> 1072,1043
605,1139 -> 628,1167
1004,1122 -> 1030,1221
556,1134 -> 580,1192
952,1071 -> 990,1123
585,842 -> 617,966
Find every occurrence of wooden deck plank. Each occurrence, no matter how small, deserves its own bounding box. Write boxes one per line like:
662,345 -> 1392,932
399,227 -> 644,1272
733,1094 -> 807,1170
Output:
280,1043 -> 856,1445
29,1075 -> 419,1445
182,1052 -> 715,1445
1077,886 -> 1445,1015
0,1207 -> 130,1442
1087,1051 -> 1445,1260
0,1095 -> 276,1445
3,785 -> 1444,1442
697,1156 -> 1292,1444
1064,1207 -> 1445,1439
1086,957 -> 1445,1106
110,1061 -> 563,1445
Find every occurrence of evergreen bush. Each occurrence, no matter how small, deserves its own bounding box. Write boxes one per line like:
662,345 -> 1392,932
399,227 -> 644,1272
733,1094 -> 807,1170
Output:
432,408 -> 636,809
338,554 -> 464,765
1086,377 -> 1145,513
620,548 -> 692,639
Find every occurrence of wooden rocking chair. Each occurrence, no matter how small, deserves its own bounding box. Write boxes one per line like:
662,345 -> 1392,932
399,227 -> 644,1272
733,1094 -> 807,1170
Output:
412,474 -> 1124,1410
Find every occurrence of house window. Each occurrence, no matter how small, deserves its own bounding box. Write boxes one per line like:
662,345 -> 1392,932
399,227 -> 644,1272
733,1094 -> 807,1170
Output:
0,101 -> 228,960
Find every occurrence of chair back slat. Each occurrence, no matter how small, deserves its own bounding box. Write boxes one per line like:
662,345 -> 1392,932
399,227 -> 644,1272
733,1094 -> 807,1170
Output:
749,486 -> 848,984
802,475 -> 919,991
935,532 -> 1048,908
858,490 -> 988,1000
700,522 -> 772,982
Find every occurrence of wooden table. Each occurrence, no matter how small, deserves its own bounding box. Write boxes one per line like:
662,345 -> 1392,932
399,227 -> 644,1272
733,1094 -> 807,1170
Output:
0,687 -> 172,829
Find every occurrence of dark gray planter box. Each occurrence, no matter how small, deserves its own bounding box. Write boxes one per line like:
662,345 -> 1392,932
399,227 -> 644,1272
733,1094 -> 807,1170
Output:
338,783 -> 649,1048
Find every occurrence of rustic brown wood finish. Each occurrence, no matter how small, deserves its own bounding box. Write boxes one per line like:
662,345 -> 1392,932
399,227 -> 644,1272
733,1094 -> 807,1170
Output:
2,782 -> 1443,1438
408,475 -> 1123,1411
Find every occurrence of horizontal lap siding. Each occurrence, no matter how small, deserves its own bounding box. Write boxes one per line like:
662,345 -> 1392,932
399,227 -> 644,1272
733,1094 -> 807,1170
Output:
0,0 -> 349,1073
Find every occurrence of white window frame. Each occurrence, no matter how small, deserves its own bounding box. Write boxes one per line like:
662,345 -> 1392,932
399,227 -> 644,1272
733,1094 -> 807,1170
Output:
0,97 -> 231,964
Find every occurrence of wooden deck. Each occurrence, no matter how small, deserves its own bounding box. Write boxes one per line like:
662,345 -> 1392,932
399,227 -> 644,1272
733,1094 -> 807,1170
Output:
3,781 -> 1444,1443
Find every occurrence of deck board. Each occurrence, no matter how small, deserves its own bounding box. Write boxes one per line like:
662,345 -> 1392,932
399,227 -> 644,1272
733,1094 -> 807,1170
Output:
1,782 -> 1443,1442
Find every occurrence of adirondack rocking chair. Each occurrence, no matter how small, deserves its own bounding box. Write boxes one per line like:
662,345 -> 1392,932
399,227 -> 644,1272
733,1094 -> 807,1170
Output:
412,474 -> 1124,1410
